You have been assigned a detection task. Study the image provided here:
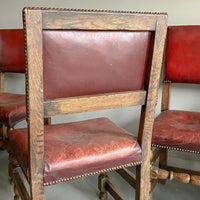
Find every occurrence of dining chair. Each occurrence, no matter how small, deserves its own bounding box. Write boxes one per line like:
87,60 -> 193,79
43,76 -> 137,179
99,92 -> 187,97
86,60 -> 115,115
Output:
0,29 -> 51,183
0,29 -> 27,184
151,26 -> 200,194
9,7 -> 167,200
0,29 -> 26,151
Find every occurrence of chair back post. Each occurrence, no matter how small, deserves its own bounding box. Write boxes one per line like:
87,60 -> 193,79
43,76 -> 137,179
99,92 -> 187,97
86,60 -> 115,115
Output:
24,8 -> 45,200
136,16 -> 167,199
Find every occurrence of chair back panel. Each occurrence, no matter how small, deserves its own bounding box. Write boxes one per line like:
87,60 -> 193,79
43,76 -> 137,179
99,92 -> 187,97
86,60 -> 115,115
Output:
43,30 -> 151,100
0,29 -> 25,73
165,26 -> 200,84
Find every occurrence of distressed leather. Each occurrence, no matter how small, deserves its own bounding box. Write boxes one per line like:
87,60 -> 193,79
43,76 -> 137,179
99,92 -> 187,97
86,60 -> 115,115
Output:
0,29 -> 25,73
0,93 -> 26,125
43,31 -> 151,99
9,117 -> 142,184
152,110 -> 200,153
165,26 -> 200,83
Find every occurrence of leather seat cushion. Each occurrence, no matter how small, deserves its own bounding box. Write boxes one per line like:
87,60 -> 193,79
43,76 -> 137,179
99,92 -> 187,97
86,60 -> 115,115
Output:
152,110 -> 200,153
9,117 -> 142,185
0,93 -> 26,125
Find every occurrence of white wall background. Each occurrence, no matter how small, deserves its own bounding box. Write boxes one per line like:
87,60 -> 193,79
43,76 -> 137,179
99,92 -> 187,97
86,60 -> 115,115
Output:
0,0 -> 200,135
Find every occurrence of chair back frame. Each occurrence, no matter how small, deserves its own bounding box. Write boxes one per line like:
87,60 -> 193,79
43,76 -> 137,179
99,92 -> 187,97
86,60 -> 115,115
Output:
23,8 -> 167,200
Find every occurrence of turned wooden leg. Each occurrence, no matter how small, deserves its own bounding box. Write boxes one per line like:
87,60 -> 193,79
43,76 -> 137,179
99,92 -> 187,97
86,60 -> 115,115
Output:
9,154 -> 19,185
159,148 -> 167,184
98,172 -> 108,200
14,185 -> 20,200
0,124 -> 8,150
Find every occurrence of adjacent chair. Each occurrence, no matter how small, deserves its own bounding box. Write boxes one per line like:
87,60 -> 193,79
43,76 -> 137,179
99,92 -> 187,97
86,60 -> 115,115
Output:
0,29 -> 51,183
0,29 -> 26,150
151,26 -> 200,192
9,8 -> 167,200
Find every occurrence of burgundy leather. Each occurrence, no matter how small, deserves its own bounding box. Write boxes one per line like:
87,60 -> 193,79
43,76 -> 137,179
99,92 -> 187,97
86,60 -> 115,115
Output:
0,29 -> 25,73
9,117 -> 142,184
152,110 -> 200,153
0,93 -> 26,125
43,31 -> 151,99
165,26 -> 200,83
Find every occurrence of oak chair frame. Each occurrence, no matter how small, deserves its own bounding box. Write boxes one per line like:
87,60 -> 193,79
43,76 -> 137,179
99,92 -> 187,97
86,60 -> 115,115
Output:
12,7 -> 167,200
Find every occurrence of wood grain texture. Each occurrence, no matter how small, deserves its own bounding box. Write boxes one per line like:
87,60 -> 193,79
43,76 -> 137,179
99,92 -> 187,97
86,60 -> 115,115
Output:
136,15 -> 168,200
42,11 -> 157,30
161,81 -> 171,112
151,165 -> 200,186
44,91 -> 146,117
24,8 -> 45,200
167,166 -> 200,176
0,72 -> 5,93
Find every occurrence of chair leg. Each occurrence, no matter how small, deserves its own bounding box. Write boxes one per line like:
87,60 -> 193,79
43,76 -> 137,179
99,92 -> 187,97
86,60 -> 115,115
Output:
135,164 -> 151,200
9,154 -> 19,185
14,184 -> 20,200
98,172 -> 108,200
0,124 -> 9,151
159,148 -> 168,184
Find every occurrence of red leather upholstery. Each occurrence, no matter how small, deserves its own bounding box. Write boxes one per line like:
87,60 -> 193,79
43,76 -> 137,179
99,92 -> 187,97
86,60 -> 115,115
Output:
9,117 -> 142,184
0,93 -> 26,125
43,31 -> 151,99
165,26 -> 200,83
0,29 -> 25,73
152,110 -> 200,153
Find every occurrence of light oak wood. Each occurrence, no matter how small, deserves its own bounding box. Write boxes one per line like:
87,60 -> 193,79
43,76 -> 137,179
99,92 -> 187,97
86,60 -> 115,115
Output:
136,15 -> 168,200
42,10 -> 158,31
44,91 -> 146,117
24,8 -> 46,200
161,81 -> 171,112
0,72 -> 5,93
167,166 -> 200,176
191,176 -> 200,186
151,168 -> 169,180
151,166 -> 200,186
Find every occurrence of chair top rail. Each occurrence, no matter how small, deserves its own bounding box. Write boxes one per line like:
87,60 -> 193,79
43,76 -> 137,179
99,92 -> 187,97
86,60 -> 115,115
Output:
24,7 -> 167,31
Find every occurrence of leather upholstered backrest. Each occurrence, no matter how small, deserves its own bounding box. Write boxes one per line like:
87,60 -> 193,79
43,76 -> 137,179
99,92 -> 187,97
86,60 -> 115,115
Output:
0,29 -> 25,73
43,30 -> 151,100
165,26 -> 200,84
